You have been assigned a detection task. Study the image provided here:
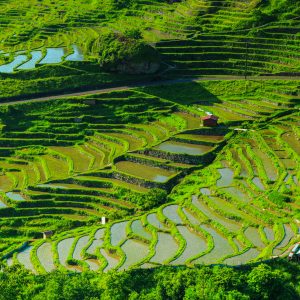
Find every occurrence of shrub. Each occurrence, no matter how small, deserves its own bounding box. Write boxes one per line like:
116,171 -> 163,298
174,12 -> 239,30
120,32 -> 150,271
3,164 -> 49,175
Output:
268,191 -> 291,207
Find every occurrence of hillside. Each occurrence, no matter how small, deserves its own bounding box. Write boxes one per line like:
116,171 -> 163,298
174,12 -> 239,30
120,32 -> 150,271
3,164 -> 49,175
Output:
0,1 -> 299,298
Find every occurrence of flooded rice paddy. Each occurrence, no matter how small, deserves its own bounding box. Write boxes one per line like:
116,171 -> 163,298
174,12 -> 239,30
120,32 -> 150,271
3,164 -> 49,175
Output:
120,240 -> 149,270
37,242 -> 56,272
224,248 -> 260,265
163,205 -> 183,224
216,167 -> 234,187
110,221 -> 128,246
0,45 -> 84,73
150,232 -> 178,264
131,220 -> 152,240
156,141 -> 212,155
194,225 -> 234,264
171,226 -> 207,264
17,246 -> 36,273
115,161 -> 176,183
6,192 -> 25,201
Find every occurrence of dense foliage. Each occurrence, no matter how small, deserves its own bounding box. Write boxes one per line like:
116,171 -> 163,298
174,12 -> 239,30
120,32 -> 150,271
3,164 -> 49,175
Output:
88,30 -> 160,73
0,260 -> 299,300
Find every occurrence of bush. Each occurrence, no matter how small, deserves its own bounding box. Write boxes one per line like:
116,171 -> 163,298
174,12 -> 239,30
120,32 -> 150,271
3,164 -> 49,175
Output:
268,191 -> 291,207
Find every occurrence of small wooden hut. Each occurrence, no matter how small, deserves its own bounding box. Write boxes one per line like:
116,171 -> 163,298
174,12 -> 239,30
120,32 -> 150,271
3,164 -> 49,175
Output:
202,115 -> 219,127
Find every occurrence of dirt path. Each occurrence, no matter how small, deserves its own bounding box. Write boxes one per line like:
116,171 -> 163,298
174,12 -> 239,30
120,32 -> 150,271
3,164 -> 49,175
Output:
2,75 -> 300,106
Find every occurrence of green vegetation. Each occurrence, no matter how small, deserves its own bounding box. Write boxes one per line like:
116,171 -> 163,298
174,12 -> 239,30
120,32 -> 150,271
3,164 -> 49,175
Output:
0,79 -> 299,274
1,260 -> 300,299
88,30 -> 161,74
0,0 -> 299,298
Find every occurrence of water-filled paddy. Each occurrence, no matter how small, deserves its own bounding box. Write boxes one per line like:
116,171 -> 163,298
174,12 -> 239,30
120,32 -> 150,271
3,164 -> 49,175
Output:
223,248 -> 260,265
194,225 -> 234,264
40,48 -> 66,64
216,167 -> 234,187
120,240 -> 149,270
6,192 -> 25,201
17,246 -> 36,273
6,257 -> 13,267
192,196 -> 240,231
171,226 -> 207,264
17,51 -> 43,70
252,177 -> 265,190
200,188 -> 211,195
163,205 -> 183,224
150,232 -> 178,264
273,224 -> 294,254
244,227 -> 265,248
73,235 -> 99,271
110,221 -> 128,246
131,220 -> 152,240
101,249 -> 119,272
156,141 -> 212,155
57,237 -> 75,267
0,54 -> 27,73
264,227 -> 275,241
115,161 -> 175,183
182,208 -> 201,225
86,239 -> 103,255
73,236 -> 90,260
147,213 -> 166,229
221,187 -> 251,202
65,45 -> 84,61
37,242 -> 56,272
95,228 -> 105,239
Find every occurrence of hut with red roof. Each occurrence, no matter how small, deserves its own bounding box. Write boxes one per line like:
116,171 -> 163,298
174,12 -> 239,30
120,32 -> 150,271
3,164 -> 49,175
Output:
202,114 -> 219,127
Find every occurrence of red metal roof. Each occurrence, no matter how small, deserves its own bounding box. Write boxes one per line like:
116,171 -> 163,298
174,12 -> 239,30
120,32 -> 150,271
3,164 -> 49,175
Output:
202,115 -> 219,121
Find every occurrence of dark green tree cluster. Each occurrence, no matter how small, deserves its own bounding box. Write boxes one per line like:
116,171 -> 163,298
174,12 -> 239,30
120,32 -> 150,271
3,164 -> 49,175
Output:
0,260 -> 299,300
87,30 -> 160,72
114,187 -> 167,210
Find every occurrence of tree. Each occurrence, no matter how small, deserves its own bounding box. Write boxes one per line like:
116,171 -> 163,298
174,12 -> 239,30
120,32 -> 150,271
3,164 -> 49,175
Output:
87,30 -> 160,74
246,264 -> 292,299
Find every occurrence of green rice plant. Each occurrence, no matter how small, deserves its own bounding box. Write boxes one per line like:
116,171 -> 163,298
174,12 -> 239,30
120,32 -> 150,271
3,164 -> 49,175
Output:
30,240 -> 46,274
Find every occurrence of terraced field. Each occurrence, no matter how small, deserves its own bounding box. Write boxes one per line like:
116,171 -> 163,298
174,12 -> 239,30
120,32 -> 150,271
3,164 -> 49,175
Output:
0,0 -> 299,78
1,78 -> 299,273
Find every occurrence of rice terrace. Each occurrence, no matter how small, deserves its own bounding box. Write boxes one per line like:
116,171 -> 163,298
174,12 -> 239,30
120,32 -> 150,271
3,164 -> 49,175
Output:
0,0 -> 300,298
